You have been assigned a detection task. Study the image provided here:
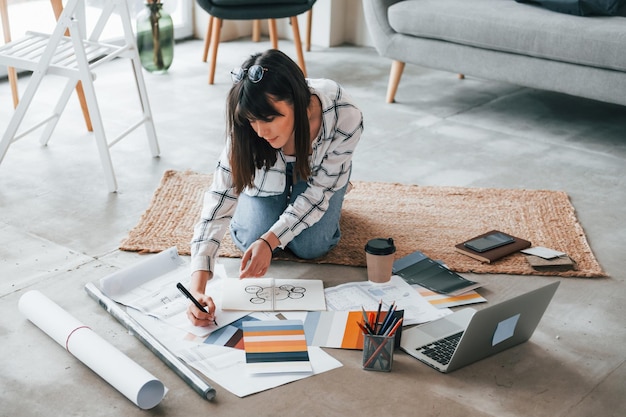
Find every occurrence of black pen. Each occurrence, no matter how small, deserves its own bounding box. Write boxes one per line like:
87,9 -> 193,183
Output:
176,282 -> 218,326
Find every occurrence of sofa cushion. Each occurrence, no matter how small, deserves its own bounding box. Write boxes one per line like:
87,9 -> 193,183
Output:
515,0 -> 626,16
388,0 -> 626,71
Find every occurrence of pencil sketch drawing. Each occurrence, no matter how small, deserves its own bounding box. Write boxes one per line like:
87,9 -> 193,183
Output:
245,284 -> 306,305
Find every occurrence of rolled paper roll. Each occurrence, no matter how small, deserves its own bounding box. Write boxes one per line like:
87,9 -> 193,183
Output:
18,290 -> 166,410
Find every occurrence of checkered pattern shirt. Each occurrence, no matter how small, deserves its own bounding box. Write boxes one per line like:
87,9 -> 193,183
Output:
190,79 -> 364,274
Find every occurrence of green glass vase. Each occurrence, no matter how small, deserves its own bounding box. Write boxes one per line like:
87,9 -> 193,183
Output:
136,2 -> 174,73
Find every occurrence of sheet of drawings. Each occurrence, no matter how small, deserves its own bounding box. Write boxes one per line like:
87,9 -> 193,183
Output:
111,267 -> 190,320
99,247 -> 247,337
324,275 -> 451,325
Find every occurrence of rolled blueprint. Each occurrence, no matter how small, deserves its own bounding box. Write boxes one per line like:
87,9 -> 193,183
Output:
18,290 -> 165,410
84,282 -> 217,401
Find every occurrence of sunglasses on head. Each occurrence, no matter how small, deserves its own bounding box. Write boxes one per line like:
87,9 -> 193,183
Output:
231,65 -> 268,84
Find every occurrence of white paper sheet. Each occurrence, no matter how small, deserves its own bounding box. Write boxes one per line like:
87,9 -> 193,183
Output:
126,308 -> 342,398
324,275 -> 451,325
99,248 -> 247,337
520,246 -> 566,259
100,247 -> 183,299
177,344 -> 341,398
18,290 -> 166,410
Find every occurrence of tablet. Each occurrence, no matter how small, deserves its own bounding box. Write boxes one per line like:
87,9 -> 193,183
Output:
463,232 -> 515,253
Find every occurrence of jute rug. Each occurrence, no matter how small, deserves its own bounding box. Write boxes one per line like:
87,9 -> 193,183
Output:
120,170 -> 606,278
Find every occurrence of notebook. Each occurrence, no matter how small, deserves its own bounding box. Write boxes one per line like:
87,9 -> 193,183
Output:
221,277 -> 326,311
400,282 -> 559,373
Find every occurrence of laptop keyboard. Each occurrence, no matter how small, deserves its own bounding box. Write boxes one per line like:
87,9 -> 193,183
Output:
417,332 -> 463,365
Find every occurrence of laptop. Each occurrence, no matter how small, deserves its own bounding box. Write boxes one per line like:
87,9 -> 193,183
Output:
400,281 -> 559,373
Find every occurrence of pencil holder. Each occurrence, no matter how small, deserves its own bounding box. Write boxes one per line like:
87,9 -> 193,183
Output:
362,334 -> 394,372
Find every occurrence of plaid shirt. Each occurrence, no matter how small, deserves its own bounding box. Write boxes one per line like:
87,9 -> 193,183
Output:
190,79 -> 363,274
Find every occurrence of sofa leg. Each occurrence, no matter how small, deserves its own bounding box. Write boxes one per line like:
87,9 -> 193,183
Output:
458,74 -> 465,79
386,60 -> 405,103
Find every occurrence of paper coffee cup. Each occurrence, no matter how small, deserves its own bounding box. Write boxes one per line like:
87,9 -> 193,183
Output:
364,238 -> 396,283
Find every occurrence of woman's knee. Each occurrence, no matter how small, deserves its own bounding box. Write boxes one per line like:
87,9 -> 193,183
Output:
230,194 -> 286,251
287,227 -> 341,259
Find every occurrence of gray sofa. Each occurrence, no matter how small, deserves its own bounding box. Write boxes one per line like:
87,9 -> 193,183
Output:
363,0 -> 626,106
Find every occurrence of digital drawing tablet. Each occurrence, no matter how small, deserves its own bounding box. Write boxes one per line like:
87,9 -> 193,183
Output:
464,232 -> 515,253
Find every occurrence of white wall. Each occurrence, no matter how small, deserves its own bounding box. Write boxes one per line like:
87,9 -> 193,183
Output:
193,0 -> 373,48
334,0 -> 373,47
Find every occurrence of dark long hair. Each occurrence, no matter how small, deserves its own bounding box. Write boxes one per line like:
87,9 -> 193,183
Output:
226,50 -> 312,194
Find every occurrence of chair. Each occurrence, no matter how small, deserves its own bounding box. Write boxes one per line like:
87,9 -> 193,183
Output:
0,0 -> 160,192
1,0 -> 94,132
230,9 -> 313,50
196,0 -> 316,84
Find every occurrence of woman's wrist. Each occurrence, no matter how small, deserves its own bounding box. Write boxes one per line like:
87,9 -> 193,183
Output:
190,270 -> 212,295
258,233 -> 280,252
257,237 -> 273,252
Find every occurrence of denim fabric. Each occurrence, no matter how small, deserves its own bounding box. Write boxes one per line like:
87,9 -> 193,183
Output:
230,162 -> 348,259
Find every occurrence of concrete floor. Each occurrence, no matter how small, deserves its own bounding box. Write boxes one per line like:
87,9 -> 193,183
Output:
1,39 -> 625,417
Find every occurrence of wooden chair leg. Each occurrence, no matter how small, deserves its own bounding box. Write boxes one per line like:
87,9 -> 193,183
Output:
1,0 -> 19,108
306,9 -> 312,52
74,81 -> 93,131
208,18 -> 222,85
7,67 -> 18,108
290,16 -> 306,77
252,19 -> 261,42
386,60 -> 405,103
202,15 -> 213,63
268,19 -> 278,49
51,0 -> 92,131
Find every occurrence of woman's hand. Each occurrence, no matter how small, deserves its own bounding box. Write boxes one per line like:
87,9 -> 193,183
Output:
240,236 -> 276,278
187,270 -> 216,327
186,293 -> 216,327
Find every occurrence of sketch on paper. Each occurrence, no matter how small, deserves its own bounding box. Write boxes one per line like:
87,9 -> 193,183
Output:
221,278 -> 326,311
245,283 -> 306,305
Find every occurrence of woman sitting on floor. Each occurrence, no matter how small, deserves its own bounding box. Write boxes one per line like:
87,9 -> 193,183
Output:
186,49 -> 363,326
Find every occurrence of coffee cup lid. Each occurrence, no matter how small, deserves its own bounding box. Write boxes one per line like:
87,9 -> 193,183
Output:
365,238 -> 396,255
